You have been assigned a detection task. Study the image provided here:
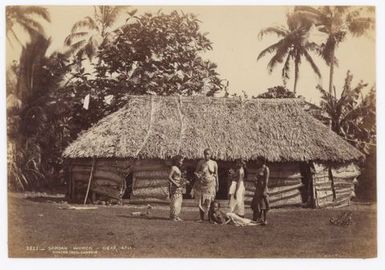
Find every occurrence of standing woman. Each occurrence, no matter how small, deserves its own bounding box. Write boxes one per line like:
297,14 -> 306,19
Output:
168,155 -> 185,221
251,156 -> 270,225
193,148 -> 219,222
228,159 -> 246,218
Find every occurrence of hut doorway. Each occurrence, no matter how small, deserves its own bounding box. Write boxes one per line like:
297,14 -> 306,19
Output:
122,173 -> 133,199
217,161 -> 235,200
299,162 -> 315,207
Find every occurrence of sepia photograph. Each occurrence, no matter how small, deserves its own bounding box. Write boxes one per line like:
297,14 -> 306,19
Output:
3,0 -> 380,262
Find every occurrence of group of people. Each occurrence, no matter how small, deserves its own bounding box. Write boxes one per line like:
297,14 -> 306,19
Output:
168,148 -> 270,226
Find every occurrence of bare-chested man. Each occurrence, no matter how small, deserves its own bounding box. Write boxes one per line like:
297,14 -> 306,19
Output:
193,148 -> 219,222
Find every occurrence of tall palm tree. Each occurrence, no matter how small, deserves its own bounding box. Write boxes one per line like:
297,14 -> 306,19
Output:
6,6 -> 50,46
257,13 -> 321,94
294,6 -> 374,94
64,6 -> 132,60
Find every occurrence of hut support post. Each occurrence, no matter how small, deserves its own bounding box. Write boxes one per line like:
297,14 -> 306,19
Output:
84,157 -> 96,205
329,166 -> 337,201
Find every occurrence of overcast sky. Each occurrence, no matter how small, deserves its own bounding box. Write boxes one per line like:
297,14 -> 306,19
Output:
6,5 -> 375,104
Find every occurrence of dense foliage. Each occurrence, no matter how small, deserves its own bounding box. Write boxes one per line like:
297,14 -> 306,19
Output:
95,11 -> 222,96
7,9 -> 224,190
318,71 -> 375,155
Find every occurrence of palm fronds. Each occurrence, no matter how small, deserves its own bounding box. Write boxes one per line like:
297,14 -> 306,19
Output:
294,6 -> 374,94
6,6 -> 50,46
257,13 -> 321,93
64,6 -> 130,60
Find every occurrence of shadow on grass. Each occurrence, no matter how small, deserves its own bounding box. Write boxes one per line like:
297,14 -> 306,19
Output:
25,197 -> 67,204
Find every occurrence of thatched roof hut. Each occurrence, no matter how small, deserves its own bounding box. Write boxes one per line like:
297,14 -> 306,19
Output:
63,95 -> 362,162
63,95 -> 363,208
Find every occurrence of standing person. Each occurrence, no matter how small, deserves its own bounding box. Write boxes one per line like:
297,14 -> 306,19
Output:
193,148 -> 219,222
228,159 -> 246,218
168,155 -> 185,221
251,156 -> 270,225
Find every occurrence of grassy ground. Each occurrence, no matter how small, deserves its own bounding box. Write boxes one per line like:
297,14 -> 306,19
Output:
8,192 -> 376,258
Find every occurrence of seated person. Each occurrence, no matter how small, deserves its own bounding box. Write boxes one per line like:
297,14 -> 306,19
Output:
208,201 -> 257,226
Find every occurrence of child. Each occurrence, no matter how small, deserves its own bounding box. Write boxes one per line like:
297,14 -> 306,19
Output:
251,156 -> 270,225
168,155 -> 186,221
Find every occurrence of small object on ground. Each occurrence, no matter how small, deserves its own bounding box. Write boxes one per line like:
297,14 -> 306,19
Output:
107,232 -> 114,236
146,204 -> 152,217
130,205 -> 153,218
38,214 -> 44,217
134,212 -> 150,218
329,211 -> 353,226
131,211 -> 142,216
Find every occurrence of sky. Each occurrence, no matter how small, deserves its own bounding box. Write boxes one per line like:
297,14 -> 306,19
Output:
6,5 -> 376,104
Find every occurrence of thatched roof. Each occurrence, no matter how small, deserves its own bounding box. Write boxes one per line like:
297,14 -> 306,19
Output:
63,95 -> 363,162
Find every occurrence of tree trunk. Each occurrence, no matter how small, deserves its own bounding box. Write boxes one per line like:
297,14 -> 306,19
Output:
328,48 -> 335,95
293,58 -> 299,95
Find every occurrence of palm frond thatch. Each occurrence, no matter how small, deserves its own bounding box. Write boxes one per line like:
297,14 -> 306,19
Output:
63,96 -> 364,162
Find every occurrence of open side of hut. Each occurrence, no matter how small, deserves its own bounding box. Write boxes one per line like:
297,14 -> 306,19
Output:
63,95 -> 364,208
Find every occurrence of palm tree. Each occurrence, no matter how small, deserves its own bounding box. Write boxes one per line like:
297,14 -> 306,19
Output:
6,6 -> 50,46
257,13 -> 321,94
294,6 -> 374,94
64,6 -> 132,60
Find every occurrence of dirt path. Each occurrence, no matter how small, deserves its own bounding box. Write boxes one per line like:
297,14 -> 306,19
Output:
8,193 -> 376,258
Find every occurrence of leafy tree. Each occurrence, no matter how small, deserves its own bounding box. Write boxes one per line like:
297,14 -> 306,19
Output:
64,6 -> 131,60
6,6 -> 50,46
317,70 -> 375,154
59,10 -> 224,132
257,85 -> 296,98
257,13 -> 321,94
94,11 -> 223,97
294,6 -> 374,94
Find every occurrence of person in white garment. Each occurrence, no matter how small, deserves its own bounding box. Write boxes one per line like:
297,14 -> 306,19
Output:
228,159 -> 246,218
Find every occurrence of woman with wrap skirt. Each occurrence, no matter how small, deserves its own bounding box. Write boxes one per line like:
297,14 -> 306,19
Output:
251,156 -> 270,225
168,155 -> 185,221
193,148 -> 218,222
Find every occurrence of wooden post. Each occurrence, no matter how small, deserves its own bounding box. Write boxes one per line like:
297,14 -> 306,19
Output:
66,160 -> 72,200
329,166 -> 336,201
84,157 -> 96,205
70,161 -> 75,202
